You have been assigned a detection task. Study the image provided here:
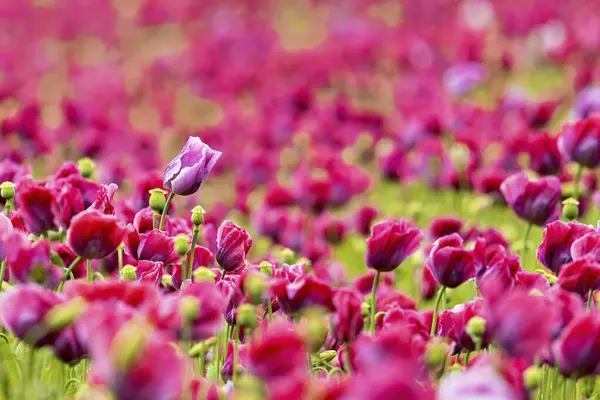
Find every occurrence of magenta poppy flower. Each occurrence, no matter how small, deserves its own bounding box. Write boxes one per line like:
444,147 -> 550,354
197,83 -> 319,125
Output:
537,221 -> 595,274
553,313 -> 600,377
272,274 -> 335,315
500,172 -> 561,226
124,227 -> 178,265
331,288 -> 363,343
558,116 -> 600,168
486,290 -> 555,360
68,210 -> 124,259
215,220 -> 252,273
571,231 -> 600,263
15,176 -> 58,235
428,217 -> 463,241
438,299 -> 487,353
221,339 -> 248,381
135,260 -> 164,285
426,233 -> 476,288
63,280 -> 161,310
527,132 -> 564,176
354,206 -> 378,236
557,258 -> 600,298
52,327 -> 86,365
53,183 -> 85,229
89,183 -> 118,215
163,137 -> 222,196
421,266 -> 439,301
547,287 -> 585,340
134,207 -> 171,234
365,219 -> 424,272
438,364 -> 520,400
0,284 -> 64,346
314,214 -> 348,244
7,238 -> 62,288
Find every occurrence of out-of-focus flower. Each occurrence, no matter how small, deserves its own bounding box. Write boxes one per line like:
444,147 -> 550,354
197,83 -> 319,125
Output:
68,210 -> 124,259
500,172 -> 561,226
537,221 -> 595,274
558,116 -> 600,168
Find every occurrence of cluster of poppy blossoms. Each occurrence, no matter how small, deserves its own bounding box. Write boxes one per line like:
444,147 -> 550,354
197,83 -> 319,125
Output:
5,0 -> 600,400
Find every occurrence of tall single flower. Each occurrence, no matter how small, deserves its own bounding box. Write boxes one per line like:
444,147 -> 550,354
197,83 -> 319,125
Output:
426,233 -> 476,289
365,219 -> 424,272
215,220 -> 252,273
500,172 -> 561,226
163,137 -> 222,196
68,210 -> 124,259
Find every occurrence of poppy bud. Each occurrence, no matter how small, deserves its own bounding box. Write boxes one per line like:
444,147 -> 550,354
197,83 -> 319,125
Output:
120,265 -> 137,281
238,304 -> 257,328
161,274 -> 173,287
466,316 -> 486,339
109,319 -> 149,373
179,296 -> 201,321
148,188 -> 167,213
425,338 -> 450,370
0,181 -> 15,200
77,157 -> 95,179
258,261 -> 273,276
562,198 -> 580,221
193,267 -> 216,283
244,272 -> 266,305
279,248 -> 296,265
174,234 -> 190,257
189,337 -> 217,358
523,366 -> 542,391
299,308 -> 328,353
361,300 -> 371,317
45,298 -> 88,332
319,350 -> 337,363
191,205 -> 206,226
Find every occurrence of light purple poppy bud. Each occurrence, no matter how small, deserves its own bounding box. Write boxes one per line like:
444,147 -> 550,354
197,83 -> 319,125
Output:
163,137 -> 222,196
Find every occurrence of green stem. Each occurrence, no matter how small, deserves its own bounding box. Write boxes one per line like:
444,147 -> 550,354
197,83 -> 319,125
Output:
0,260 -> 6,292
430,286 -> 447,336
86,259 -> 93,282
117,244 -> 124,274
56,256 -> 84,291
588,289 -> 594,310
369,271 -> 381,333
158,192 -> 175,231
573,164 -> 584,200
198,349 -> 206,378
232,328 -> 239,383
521,223 -> 533,262
267,298 -> 273,322
5,200 -> 12,217
152,211 -> 159,230
188,226 -> 200,280
464,351 -> 471,367
221,269 -> 227,280
181,256 -> 188,283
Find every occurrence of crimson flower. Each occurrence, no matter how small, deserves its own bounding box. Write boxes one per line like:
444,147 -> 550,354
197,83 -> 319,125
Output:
68,210 -> 124,259
365,219 -> 423,272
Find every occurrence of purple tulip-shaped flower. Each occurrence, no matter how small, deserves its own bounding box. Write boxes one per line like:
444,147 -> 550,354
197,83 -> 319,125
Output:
216,220 -> 252,273
537,221 -> 595,275
426,233 -> 476,289
500,172 -> 561,226
365,220 -> 424,272
558,116 -> 600,168
163,137 -> 222,196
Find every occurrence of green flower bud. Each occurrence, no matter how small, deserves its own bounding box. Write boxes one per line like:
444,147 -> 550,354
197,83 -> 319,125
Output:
298,308 -> 327,353
562,198 -> 580,221
45,298 -> 88,332
296,257 -> 312,273
148,188 -> 167,213
243,272 -> 266,305
191,205 -> 206,226
120,265 -> 137,281
448,363 -> 463,373
77,158 -> 96,179
109,319 -> 148,372
466,316 -> 486,339
425,339 -> 450,369
193,267 -> 216,283
258,261 -> 273,277
238,304 -> 257,328
361,302 -> 371,318
0,181 -> 15,200
523,366 -> 541,391
319,350 -> 337,363
161,274 -> 173,287
179,296 -> 201,321
174,234 -> 190,257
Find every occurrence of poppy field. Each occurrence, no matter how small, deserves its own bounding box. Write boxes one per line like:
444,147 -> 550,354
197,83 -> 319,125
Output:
3,0 -> 600,399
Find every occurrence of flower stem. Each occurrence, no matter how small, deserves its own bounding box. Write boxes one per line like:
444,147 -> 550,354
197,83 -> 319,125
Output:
56,256 -> 84,291
117,243 -> 124,274
86,259 -> 93,282
188,226 -> 200,280
221,269 -> 227,280
573,164 -> 584,200
4,200 -> 12,217
521,223 -> 533,263
158,192 -> 175,231
369,270 -> 381,333
152,211 -> 159,230
588,289 -> 594,310
233,327 -> 239,383
267,298 -> 273,322
0,260 -> 6,292
430,286 -> 447,336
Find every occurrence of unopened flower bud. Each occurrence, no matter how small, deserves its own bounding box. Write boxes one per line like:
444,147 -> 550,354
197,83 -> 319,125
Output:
45,298 -> 88,332
562,198 -> 580,221
174,234 -> 190,257
161,274 -> 173,287
110,319 -> 148,372
120,265 -> 137,281
243,272 -> 266,305
148,188 -> 167,213
0,181 -> 15,200
258,261 -> 273,277
299,308 -> 328,353
524,366 -> 542,391
466,316 -> 486,339
193,267 -> 216,283
191,205 -> 206,226
238,304 -> 257,328
448,363 -> 463,373
279,248 -> 295,265
319,350 -> 337,363
361,302 -> 371,318
77,158 -> 96,179
179,296 -> 201,321
425,339 -> 450,369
